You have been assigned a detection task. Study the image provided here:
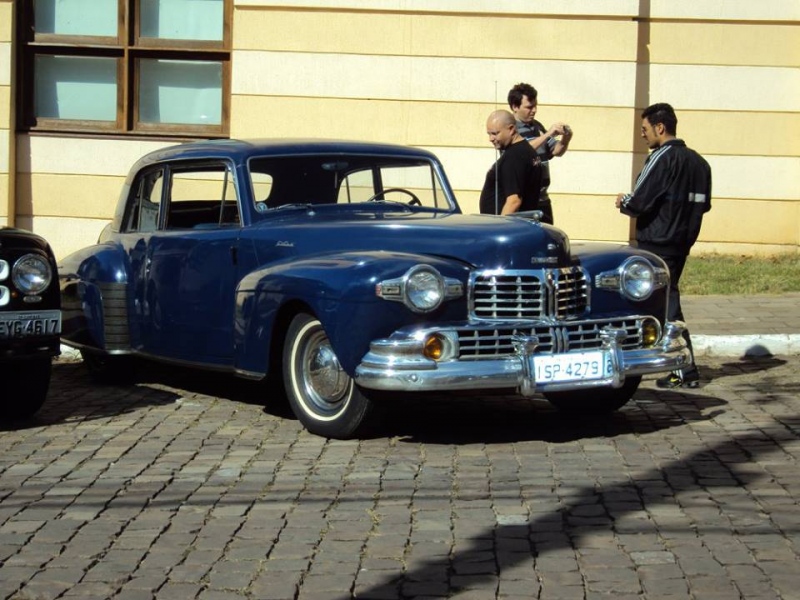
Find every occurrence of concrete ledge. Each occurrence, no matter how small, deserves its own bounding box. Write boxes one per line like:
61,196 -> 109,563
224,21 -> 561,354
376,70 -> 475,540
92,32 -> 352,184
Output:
692,334 -> 800,357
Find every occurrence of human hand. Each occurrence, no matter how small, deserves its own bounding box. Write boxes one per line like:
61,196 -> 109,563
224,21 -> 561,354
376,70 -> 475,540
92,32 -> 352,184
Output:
549,122 -> 572,137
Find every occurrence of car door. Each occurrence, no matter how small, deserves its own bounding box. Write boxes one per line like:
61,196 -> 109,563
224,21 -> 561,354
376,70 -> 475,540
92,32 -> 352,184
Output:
137,161 -> 242,365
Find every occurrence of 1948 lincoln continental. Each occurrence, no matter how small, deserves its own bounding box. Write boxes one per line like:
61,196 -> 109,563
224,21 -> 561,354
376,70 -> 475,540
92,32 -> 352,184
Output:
59,139 -> 691,438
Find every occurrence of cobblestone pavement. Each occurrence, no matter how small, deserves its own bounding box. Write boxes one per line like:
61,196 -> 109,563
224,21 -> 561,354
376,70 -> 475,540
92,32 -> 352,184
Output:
2,356 -> 799,600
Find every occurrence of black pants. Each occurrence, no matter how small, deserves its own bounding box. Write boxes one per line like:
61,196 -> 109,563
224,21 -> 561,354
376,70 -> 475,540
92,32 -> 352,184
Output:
658,253 -> 698,375
538,199 -> 554,225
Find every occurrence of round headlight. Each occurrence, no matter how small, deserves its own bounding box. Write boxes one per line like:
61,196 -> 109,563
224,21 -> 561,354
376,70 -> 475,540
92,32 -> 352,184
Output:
12,253 -> 52,295
620,258 -> 655,300
405,266 -> 445,313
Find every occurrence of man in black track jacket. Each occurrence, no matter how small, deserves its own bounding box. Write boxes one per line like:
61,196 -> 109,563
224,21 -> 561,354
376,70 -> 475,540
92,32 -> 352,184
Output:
616,103 -> 712,389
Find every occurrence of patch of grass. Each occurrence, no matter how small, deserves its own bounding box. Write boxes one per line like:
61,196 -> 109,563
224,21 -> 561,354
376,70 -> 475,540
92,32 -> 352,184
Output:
681,253 -> 800,295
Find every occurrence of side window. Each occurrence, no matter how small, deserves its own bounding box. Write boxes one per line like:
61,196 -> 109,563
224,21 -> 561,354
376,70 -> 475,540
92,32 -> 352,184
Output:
164,164 -> 240,230
122,168 -> 164,233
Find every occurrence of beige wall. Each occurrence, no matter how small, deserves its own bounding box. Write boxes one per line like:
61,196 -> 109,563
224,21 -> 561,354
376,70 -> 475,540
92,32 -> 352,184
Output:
5,1 -> 800,258
0,0 -> 12,225
229,1 -> 800,256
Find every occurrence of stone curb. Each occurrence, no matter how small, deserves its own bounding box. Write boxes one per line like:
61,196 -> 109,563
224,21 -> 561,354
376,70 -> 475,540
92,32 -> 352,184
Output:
692,334 -> 800,357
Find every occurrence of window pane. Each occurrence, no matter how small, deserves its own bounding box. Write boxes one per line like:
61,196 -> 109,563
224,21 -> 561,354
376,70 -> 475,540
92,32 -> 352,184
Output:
35,55 -> 117,121
140,0 -> 224,41
379,165 -> 447,209
338,170 -> 375,203
139,59 -> 222,126
34,0 -> 117,36
128,170 -> 163,233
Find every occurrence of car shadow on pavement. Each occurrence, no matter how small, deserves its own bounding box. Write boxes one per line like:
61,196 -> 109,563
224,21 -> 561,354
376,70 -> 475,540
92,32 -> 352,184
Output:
383,388 -> 728,445
22,355 -> 786,438
0,361 -> 184,431
381,356 -> 790,444
2,359 -> 291,431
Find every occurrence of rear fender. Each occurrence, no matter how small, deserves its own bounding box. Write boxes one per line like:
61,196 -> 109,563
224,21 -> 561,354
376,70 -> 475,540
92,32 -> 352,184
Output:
233,251 -> 469,377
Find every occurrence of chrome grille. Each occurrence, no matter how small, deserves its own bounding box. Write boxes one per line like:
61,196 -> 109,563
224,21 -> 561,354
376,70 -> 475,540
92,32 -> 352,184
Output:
471,274 -> 546,319
470,268 -> 588,321
456,318 -> 642,359
554,269 -> 589,318
98,282 -> 130,351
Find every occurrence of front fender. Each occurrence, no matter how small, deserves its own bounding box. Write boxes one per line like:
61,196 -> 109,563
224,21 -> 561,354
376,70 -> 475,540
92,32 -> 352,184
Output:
233,251 -> 470,377
572,243 -> 670,324
58,242 -> 130,352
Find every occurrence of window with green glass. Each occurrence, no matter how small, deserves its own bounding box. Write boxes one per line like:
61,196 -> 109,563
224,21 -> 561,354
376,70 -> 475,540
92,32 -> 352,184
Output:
19,0 -> 231,137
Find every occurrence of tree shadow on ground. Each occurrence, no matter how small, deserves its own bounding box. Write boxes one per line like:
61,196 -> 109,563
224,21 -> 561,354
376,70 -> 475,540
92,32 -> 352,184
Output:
696,354 -> 786,384
328,357 -> 799,599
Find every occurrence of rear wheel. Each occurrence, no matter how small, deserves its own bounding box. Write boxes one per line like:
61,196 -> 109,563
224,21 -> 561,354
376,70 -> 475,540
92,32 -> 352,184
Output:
0,358 -> 51,419
543,376 -> 641,415
282,313 -> 379,439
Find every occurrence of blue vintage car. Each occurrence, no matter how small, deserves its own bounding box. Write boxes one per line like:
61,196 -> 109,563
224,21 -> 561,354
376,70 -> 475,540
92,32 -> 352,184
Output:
59,139 -> 691,438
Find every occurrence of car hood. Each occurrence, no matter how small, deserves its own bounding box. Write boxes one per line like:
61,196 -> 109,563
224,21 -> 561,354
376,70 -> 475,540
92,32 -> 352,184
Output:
248,209 -> 572,269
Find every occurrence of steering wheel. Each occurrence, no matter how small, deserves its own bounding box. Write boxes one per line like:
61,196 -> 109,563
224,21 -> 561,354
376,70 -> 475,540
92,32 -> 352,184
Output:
366,187 -> 422,206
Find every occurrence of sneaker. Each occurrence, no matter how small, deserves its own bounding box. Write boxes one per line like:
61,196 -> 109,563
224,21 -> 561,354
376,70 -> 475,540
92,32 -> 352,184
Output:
656,373 -> 684,389
656,370 -> 700,389
681,369 -> 700,388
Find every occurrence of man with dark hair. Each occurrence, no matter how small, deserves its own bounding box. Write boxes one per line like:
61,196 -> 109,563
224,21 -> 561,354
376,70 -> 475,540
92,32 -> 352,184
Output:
506,82 -> 573,224
616,102 -> 712,389
480,110 -> 542,215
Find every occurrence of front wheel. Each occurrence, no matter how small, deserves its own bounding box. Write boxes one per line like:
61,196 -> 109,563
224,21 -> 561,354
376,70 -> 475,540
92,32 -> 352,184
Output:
0,358 -> 51,419
543,376 -> 642,415
282,313 -> 379,439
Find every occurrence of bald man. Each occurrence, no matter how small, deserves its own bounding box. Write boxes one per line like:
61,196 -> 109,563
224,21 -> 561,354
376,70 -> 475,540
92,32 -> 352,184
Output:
479,110 -> 543,216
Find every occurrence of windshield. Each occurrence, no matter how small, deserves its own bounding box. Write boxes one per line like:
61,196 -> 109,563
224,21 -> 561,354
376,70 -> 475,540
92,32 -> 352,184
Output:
247,155 -> 455,213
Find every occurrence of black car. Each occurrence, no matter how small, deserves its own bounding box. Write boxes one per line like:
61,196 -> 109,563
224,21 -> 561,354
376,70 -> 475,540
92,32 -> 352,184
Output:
0,226 -> 61,418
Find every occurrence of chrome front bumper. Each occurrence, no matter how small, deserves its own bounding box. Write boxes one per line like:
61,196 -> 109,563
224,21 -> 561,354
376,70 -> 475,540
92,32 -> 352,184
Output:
354,321 -> 692,396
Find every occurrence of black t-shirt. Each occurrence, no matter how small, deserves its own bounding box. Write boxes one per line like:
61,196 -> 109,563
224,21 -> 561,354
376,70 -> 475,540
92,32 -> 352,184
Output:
480,140 -> 542,215
516,118 -> 554,194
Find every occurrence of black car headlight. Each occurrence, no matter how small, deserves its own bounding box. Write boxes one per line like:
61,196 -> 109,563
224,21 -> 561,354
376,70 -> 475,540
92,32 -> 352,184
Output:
12,253 -> 52,295
595,257 -> 668,301
376,265 -> 463,313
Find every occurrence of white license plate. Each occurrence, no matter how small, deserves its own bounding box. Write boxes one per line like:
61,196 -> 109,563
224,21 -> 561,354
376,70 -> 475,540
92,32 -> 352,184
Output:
533,351 -> 611,384
0,310 -> 62,339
